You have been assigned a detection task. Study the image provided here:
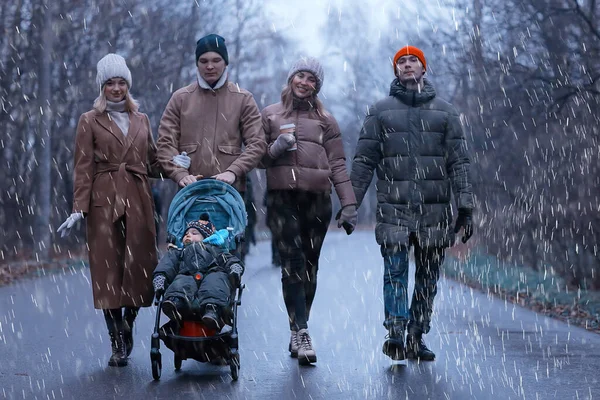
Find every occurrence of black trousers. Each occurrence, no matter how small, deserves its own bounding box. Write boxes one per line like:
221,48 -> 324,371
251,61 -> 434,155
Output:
267,190 -> 332,331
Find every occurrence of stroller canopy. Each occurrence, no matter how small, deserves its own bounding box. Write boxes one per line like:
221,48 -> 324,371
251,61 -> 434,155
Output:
166,179 -> 247,248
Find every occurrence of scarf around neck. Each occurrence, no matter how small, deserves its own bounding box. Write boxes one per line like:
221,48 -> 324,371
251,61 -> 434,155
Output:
106,100 -> 130,136
292,95 -> 314,111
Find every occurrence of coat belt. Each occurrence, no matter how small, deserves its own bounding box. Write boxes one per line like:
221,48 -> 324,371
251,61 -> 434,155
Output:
95,162 -> 151,224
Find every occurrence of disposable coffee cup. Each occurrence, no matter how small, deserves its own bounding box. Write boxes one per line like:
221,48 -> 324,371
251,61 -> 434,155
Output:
280,123 -> 297,151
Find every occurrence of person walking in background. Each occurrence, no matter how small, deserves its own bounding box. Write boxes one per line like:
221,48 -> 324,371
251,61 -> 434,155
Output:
152,185 -> 163,243
56,54 -> 189,367
156,33 -> 266,195
240,175 -> 257,263
264,189 -> 282,267
261,57 -> 358,365
349,46 -> 474,362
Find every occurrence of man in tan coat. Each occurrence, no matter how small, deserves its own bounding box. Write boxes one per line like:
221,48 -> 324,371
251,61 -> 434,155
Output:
157,34 -> 266,193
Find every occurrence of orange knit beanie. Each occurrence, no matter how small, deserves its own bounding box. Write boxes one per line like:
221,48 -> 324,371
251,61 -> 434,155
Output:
393,46 -> 427,73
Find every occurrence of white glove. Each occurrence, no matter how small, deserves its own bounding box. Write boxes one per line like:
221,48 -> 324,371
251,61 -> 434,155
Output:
268,134 -> 296,158
56,212 -> 85,237
172,152 -> 191,169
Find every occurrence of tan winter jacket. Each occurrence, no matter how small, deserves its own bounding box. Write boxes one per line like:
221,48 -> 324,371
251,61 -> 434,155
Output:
157,81 -> 266,192
261,102 -> 356,208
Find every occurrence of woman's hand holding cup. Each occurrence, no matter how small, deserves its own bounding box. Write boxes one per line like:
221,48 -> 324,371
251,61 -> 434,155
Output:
268,124 -> 297,158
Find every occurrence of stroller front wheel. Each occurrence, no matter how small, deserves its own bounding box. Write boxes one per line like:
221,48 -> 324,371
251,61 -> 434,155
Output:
151,348 -> 162,380
151,358 -> 161,380
230,363 -> 239,381
174,355 -> 182,371
229,350 -> 240,381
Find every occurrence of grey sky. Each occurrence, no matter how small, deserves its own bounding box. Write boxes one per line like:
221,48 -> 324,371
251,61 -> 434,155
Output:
264,0 -> 411,55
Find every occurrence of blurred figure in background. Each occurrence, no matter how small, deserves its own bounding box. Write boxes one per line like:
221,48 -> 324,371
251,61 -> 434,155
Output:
152,185 -> 163,244
264,189 -> 282,267
240,175 -> 257,262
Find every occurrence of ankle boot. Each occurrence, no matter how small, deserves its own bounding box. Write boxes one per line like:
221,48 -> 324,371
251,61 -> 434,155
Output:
382,328 -> 406,361
123,307 -> 138,357
201,304 -> 223,331
108,330 -> 128,367
123,322 -> 133,357
406,333 -> 435,361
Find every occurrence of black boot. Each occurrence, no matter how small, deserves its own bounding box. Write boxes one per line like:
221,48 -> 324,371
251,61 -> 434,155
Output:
406,333 -> 435,361
382,328 -> 405,361
108,330 -> 128,367
162,298 -> 183,327
201,304 -> 223,331
123,307 -> 139,357
104,308 -> 128,367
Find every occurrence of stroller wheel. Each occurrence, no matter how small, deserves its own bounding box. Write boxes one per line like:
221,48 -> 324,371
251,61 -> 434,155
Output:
152,358 -> 161,380
229,350 -> 240,381
174,355 -> 182,371
230,362 -> 239,381
151,348 -> 162,381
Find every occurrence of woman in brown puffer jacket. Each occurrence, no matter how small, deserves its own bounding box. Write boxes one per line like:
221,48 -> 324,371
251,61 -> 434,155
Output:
261,57 -> 357,366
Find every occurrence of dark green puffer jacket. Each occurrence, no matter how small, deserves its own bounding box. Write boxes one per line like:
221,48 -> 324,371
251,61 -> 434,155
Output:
350,78 -> 474,248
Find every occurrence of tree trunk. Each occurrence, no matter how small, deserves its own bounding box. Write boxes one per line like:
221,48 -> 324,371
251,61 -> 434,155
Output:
35,0 -> 53,260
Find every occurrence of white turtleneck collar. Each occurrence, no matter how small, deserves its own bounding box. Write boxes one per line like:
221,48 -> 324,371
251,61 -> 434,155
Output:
106,100 -> 130,136
196,67 -> 229,91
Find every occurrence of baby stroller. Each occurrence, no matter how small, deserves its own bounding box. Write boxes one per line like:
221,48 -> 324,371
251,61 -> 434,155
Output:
150,179 -> 247,381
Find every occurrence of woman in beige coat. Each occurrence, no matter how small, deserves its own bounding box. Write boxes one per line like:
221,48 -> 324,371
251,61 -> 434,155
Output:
261,57 -> 358,365
57,54 -> 189,367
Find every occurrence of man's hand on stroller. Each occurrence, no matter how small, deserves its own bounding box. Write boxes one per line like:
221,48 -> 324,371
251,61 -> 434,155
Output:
228,263 -> 243,288
152,274 -> 167,299
178,175 -> 197,187
212,171 -> 236,185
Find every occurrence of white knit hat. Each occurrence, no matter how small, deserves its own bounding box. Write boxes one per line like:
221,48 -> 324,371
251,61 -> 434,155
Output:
96,53 -> 132,90
287,57 -> 325,94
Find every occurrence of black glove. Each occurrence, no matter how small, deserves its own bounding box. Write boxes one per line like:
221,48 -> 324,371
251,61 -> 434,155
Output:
228,263 -> 243,287
454,208 -> 473,243
152,274 -> 166,296
335,205 -> 358,235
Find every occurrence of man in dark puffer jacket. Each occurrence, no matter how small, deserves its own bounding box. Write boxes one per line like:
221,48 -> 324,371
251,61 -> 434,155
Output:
350,46 -> 474,361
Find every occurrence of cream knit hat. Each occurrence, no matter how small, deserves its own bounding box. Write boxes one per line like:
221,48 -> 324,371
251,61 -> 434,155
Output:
287,57 -> 325,94
96,53 -> 132,90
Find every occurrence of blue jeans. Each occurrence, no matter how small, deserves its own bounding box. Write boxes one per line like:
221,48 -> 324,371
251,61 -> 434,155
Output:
381,239 -> 445,335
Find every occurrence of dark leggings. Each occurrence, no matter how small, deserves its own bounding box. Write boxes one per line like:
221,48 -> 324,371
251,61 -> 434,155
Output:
103,307 -> 140,332
267,190 -> 332,331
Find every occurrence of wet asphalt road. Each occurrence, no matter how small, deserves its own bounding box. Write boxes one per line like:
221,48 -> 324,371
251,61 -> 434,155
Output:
1,230 -> 599,400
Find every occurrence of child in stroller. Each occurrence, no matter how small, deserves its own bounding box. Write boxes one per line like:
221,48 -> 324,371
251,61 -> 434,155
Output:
150,179 -> 247,381
152,213 -> 244,332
